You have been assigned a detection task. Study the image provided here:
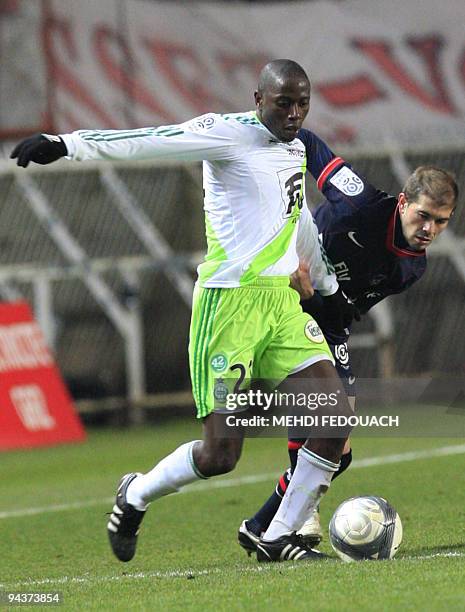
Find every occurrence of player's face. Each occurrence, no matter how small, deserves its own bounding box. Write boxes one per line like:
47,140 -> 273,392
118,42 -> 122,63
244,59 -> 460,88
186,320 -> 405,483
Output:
254,78 -> 310,142
399,193 -> 455,251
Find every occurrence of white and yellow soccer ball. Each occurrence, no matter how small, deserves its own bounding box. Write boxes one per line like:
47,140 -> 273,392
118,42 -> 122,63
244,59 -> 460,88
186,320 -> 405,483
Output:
329,496 -> 402,562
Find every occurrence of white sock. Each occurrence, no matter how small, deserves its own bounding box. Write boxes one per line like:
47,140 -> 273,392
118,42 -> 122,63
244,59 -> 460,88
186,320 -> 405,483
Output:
126,440 -> 206,510
263,447 -> 339,541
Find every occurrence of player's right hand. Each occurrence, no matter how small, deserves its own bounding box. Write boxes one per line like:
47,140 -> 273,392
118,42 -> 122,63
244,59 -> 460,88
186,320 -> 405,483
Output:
10,134 -> 67,168
290,261 -> 314,299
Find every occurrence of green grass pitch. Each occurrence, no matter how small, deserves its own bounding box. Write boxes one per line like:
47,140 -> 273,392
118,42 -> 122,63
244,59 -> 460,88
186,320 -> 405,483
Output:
1,416 -> 464,611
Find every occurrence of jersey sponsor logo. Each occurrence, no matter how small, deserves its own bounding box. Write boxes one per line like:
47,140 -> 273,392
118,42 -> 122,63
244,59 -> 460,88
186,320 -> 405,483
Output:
330,166 -> 364,196
334,343 -> 349,365
210,353 -> 228,373
304,320 -> 325,344
279,170 -> 304,218
286,148 -> 305,158
334,261 -> 351,281
347,231 -> 364,248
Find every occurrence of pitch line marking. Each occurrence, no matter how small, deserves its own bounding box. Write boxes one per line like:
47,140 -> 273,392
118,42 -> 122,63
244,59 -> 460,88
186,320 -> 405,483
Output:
1,552 -> 464,590
1,443 -> 465,521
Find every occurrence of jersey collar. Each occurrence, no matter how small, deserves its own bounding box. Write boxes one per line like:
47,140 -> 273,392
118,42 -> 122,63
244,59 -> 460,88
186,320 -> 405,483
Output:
386,204 -> 426,258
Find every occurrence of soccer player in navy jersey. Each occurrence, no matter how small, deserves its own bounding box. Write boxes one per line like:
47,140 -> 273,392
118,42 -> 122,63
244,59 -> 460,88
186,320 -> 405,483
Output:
238,130 -> 458,553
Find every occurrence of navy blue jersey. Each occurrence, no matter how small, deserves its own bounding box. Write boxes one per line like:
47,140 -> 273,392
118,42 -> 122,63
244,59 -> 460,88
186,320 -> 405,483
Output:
298,128 -> 427,315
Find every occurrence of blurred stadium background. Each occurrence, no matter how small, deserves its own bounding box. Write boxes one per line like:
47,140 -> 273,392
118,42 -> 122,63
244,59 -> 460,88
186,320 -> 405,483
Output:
0,0 -> 464,423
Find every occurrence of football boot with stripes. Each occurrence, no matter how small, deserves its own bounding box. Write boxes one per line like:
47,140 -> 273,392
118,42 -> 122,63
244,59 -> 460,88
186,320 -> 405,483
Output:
256,532 -> 327,562
238,520 -> 261,556
107,472 -> 146,562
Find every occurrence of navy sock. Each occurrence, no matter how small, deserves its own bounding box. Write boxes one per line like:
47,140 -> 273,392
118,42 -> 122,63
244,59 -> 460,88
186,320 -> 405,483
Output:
332,449 -> 352,480
288,438 -> 305,471
246,494 -> 280,536
247,470 -> 291,535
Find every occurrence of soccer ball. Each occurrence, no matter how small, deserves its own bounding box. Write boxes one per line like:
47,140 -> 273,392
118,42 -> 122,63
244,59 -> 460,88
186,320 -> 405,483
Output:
329,496 -> 402,562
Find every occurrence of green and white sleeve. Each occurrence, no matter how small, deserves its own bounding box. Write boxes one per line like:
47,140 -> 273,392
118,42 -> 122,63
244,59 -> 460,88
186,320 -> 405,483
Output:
296,205 -> 338,296
60,114 -> 239,163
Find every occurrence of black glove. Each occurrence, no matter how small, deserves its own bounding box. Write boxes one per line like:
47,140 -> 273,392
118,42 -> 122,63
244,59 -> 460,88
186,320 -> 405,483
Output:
300,292 -> 325,319
10,134 -> 67,168
320,288 -> 361,334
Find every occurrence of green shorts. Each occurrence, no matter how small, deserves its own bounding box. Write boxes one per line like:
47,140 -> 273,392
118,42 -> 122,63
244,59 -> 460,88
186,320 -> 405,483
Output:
189,277 -> 334,418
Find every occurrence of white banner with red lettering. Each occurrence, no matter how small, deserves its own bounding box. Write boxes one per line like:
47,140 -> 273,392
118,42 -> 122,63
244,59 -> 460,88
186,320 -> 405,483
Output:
1,0 -> 465,149
0,302 -> 85,450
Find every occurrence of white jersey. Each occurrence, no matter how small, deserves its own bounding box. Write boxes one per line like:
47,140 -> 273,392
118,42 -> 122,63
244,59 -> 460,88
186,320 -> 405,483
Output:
61,111 -> 337,294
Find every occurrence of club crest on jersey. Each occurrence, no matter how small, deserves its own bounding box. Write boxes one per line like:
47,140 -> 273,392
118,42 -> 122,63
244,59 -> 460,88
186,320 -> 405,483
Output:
304,320 -> 325,344
330,166 -> 364,196
213,378 -> 228,403
211,353 -> 228,373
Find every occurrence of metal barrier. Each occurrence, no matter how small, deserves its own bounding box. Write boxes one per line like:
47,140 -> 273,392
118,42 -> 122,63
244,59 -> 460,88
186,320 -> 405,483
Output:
0,149 -> 464,415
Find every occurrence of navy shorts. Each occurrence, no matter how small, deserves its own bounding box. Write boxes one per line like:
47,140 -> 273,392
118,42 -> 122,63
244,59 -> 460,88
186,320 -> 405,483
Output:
327,334 -> 356,398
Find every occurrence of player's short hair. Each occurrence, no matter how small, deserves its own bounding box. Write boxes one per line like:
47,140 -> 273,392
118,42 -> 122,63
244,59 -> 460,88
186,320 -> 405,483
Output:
257,59 -> 310,94
403,166 -> 458,207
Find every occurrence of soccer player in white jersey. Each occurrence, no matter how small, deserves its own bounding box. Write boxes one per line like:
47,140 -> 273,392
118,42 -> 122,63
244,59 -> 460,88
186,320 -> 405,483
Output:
11,60 -> 355,563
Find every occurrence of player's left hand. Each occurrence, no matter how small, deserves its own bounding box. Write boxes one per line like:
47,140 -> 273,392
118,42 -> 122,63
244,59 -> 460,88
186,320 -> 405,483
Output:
290,261 -> 314,299
10,133 -> 67,168
322,288 -> 361,333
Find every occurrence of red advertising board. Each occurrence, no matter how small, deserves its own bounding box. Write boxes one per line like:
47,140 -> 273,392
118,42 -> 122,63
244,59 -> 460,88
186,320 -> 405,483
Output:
0,301 -> 86,450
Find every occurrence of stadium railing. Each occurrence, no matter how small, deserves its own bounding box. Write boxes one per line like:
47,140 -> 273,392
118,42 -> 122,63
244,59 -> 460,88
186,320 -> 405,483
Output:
0,147 -> 463,419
